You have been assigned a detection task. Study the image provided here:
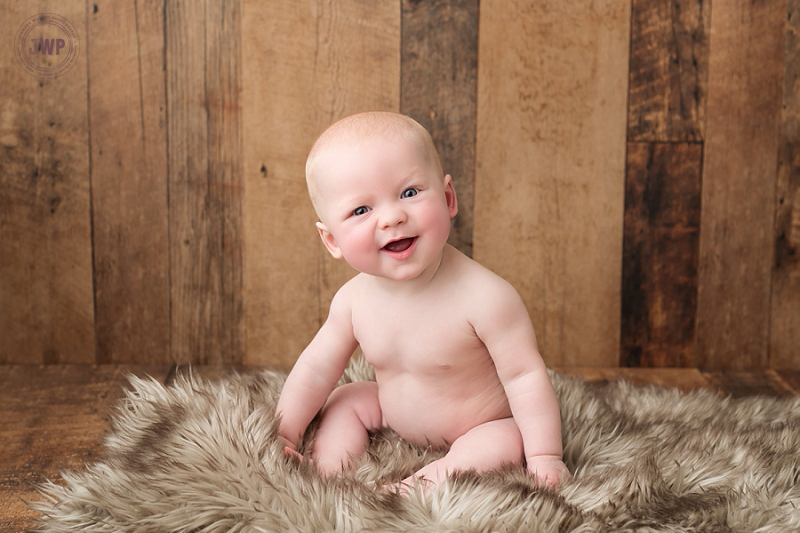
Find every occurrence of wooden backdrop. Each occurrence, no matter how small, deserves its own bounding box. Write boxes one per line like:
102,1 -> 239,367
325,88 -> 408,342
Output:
0,0 -> 797,371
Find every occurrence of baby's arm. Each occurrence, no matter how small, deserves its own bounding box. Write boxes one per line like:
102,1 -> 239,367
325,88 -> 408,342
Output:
472,278 -> 568,486
276,285 -> 359,452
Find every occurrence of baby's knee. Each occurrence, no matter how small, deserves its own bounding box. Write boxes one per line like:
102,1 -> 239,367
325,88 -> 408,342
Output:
454,419 -> 524,465
494,423 -> 524,463
322,381 -> 383,429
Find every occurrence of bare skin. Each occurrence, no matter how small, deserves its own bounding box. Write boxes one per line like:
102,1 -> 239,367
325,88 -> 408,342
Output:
276,112 -> 569,489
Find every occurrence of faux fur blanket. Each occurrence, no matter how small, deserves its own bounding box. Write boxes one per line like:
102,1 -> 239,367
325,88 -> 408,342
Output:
32,358 -> 800,532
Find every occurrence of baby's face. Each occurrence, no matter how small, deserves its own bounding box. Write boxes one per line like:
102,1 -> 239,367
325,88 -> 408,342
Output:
313,136 -> 457,281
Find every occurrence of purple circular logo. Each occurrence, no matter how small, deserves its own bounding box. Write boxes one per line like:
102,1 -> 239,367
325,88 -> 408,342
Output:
14,13 -> 80,79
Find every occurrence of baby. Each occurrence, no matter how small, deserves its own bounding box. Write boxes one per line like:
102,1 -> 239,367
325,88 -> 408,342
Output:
276,111 -> 569,489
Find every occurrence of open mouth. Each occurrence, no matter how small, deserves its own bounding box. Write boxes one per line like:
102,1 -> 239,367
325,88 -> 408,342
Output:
382,237 -> 416,253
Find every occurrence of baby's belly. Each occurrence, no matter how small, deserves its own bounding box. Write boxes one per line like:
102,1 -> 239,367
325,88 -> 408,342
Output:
376,375 -> 512,447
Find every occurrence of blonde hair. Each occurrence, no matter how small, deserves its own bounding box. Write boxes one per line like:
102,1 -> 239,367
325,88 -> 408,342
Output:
305,112 -> 443,217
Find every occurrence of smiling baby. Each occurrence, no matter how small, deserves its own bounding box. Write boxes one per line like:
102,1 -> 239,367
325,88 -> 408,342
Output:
276,111 -> 569,490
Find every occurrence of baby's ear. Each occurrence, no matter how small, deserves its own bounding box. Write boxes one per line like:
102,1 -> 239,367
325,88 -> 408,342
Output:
443,174 -> 458,218
316,222 -> 343,259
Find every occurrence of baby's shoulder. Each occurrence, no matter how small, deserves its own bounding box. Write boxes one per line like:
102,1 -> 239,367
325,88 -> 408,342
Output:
331,273 -> 371,307
448,247 -> 519,296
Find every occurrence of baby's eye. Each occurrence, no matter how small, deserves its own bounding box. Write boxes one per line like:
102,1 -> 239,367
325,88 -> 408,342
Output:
352,206 -> 370,217
401,188 -> 419,199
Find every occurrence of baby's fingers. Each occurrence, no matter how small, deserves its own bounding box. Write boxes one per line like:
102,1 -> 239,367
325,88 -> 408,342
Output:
283,446 -> 304,462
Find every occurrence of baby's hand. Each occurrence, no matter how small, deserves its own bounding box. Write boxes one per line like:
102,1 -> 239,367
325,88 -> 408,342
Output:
526,455 -> 570,487
280,437 -> 304,462
284,446 -> 304,461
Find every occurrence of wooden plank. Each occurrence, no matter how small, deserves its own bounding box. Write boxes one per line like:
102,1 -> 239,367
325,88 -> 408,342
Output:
242,0 -> 399,369
703,370 -> 797,398
770,369 -> 800,394
166,0 -> 244,365
400,0 -> 479,257
88,0 -> 170,364
695,0 -> 786,370
474,0 -> 631,367
621,142 -> 701,367
0,365 -> 171,532
0,3 -> 94,364
627,0 -> 709,142
556,367 -> 711,393
770,0 -> 800,370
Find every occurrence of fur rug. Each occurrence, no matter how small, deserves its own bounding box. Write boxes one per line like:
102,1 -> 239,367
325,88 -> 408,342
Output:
32,357 -> 800,532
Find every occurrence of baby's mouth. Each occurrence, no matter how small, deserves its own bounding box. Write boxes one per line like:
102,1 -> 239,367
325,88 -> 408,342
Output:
382,237 -> 416,253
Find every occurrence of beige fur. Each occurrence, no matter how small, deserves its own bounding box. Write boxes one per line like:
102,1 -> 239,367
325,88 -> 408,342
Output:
32,357 -> 800,532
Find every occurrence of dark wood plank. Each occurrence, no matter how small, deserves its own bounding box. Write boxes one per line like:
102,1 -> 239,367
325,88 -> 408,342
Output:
206,0 -> 245,365
401,0 -> 478,257
166,0 -> 244,365
88,0 -> 170,364
770,369 -> 800,394
770,0 -> 800,370
0,2 -> 95,364
695,0 -> 786,370
628,0 -> 709,142
0,365 -> 171,533
621,142 -> 701,367
703,370 -> 797,398
557,367 -> 712,393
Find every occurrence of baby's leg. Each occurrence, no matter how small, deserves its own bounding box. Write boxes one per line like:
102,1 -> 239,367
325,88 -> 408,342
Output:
404,417 -> 523,488
312,381 -> 384,476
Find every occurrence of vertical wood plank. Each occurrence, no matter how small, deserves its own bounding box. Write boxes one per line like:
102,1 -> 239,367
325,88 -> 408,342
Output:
771,0 -> 800,370
242,0 -> 399,369
207,0 -> 245,364
474,0 -> 631,367
88,0 -> 170,364
166,0 -> 244,364
400,0 -> 478,257
696,0 -> 786,370
628,0 -> 709,142
621,142 -> 701,367
0,3 -> 94,364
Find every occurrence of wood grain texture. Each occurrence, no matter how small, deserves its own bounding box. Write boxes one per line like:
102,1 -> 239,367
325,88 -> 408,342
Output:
621,142 -> 701,367
0,365 -> 171,532
166,0 -> 244,364
770,0 -> 800,370
242,0 -> 399,369
474,0 -> 631,367
88,0 -> 170,364
556,366 -> 712,392
628,0 -> 709,142
401,0 -> 478,257
0,2 -> 94,364
696,0 -> 786,370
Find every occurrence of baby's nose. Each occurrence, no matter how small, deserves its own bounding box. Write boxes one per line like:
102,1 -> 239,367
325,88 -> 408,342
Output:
379,204 -> 407,229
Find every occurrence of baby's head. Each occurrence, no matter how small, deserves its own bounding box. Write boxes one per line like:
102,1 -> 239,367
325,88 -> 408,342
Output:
305,112 -> 443,222
304,112 -> 457,281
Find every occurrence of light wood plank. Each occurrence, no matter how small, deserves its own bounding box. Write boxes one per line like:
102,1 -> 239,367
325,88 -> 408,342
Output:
474,0 -> 631,367
88,0 -> 170,364
770,0 -> 800,370
0,3 -> 94,364
166,0 -> 244,364
627,0 -> 709,142
401,0 -> 479,257
696,0 -> 786,370
242,0 -> 399,369
621,143 -> 701,367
